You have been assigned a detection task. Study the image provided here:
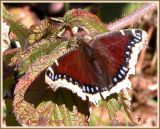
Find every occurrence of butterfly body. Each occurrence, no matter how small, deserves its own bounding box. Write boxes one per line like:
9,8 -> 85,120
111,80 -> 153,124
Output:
45,29 -> 148,105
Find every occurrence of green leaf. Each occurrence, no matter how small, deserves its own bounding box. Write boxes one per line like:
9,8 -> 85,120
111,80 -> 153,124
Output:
100,93 -> 120,125
3,4 -> 29,48
64,9 -> 108,37
11,39 -> 71,76
122,3 -> 143,15
13,64 -> 90,126
10,15 -> 78,76
28,17 -> 65,45
119,89 -> 141,125
3,99 -> 20,126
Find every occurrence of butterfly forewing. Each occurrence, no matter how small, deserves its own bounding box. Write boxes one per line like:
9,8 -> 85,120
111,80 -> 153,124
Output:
90,30 -> 135,86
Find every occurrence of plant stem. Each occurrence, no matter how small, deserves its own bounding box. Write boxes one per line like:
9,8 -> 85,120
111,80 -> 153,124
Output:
106,3 -> 157,32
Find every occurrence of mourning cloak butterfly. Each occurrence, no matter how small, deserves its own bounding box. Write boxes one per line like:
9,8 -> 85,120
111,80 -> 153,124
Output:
45,29 -> 148,105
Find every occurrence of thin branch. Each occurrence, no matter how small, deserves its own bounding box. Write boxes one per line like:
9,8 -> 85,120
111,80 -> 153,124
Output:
106,3 -> 157,31
150,50 -> 157,73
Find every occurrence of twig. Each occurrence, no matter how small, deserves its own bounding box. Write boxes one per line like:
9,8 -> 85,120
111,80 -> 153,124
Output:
106,3 -> 157,32
150,50 -> 157,73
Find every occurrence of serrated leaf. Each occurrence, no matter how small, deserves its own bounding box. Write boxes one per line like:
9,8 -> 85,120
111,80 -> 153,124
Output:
119,89 -> 141,125
100,93 -> 120,125
28,17 -> 64,44
10,16 -> 78,76
64,9 -> 108,37
12,43 -> 90,126
3,5 -> 29,48
13,67 -> 90,126
11,39 -> 72,76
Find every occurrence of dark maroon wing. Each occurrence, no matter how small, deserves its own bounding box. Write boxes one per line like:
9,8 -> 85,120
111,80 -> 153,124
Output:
90,29 -> 147,88
45,29 -> 147,95
46,48 -> 100,93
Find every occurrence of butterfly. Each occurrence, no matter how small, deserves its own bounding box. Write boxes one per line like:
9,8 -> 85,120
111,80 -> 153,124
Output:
45,29 -> 148,105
